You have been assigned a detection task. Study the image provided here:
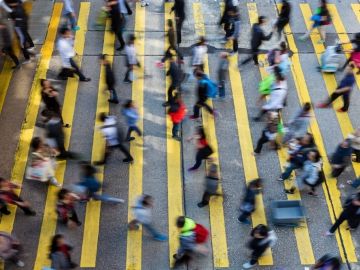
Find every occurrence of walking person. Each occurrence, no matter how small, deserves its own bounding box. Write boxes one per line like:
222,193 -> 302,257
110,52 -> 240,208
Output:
311,254 -> 341,270
170,0 -> 185,45
161,19 -> 183,62
217,52 -> 229,99
227,9 -> 240,54
49,234 -> 77,269
326,193 -> 360,235
124,34 -> 139,83
238,178 -> 262,224
107,0 -> 126,51
197,163 -> 221,208
187,126 -> 213,171
99,54 -> 119,104
56,188 -> 81,228
57,27 -> 91,81
122,99 -> 142,141
0,21 -> 20,68
191,37 -> 207,72
97,113 -> 133,164
348,128 -> 360,163
63,0 -> 79,31
168,93 -> 186,141
128,195 -> 167,241
273,0 -> 291,40
241,16 -> 273,66
330,139 -> 352,178
0,232 -> 25,267
219,0 -> 238,39
242,224 -> 277,269
317,64 -> 356,112
162,52 -> 182,107
253,112 -> 279,155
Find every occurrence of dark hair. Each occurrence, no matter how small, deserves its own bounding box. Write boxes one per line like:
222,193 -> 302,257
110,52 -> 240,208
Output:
31,137 -> 42,150
40,79 -> 48,88
167,19 -> 173,28
141,195 -> 153,207
57,188 -> 69,201
303,102 -> 311,112
99,112 -> 108,122
195,70 -> 204,78
310,149 -> 321,163
252,224 -> 269,237
274,66 -> 284,81
50,234 -> 64,255
196,126 -> 206,140
279,41 -> 287,52
258,16 -> 266,24
249,178 -> 262,189
99,54 -> 107,61
176,216 -> 186,228
123,99 -> 133,109
0,177 -> 6,184
320,0 -> 327,7
128,34 -> 136,43
199,36 -> 206,44
82,164 -> 97,177
59,27 -> 70,35
349,63 -> 355,70
303,132 -> 315,146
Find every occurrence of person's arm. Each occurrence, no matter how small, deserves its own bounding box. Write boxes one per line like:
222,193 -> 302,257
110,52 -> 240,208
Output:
334,86 -> 351,94
262,31 -> 273,41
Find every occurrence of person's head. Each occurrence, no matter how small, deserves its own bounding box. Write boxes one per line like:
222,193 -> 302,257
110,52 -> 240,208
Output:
307,149 -> 321,163
57,188 -> 70,201
301,132 -> 315,146
99,112 -> 108,122
320,0 -> 327,7
279,41 -> 287,53
99,54 -> 109,65
302,102 -> 311,113
40,79 -> 51,89
281,0 -> 288,3
50,234 -> 65,253
274,66 -> 284,81
198,36 -> 206,45
31,137 -> 43,151
123,99 -> 134,109
355,32 -> 360,41
345,63 -> 355,74
167,19 -> 173,28
258,16 -> 267,25
141,195 -> 153,208
59,27 -> 71,38
176,216 -> 186,228
128,34 -> 136,44
196,126 -> 206,139
253,224 -> 269,238
81,163 -> 97,178
249,178 -> 263,190
195,69 -> 204,80
340,138 -> 351,148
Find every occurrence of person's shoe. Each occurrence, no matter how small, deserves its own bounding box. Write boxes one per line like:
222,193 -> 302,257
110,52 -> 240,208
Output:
80,77 -> 91,82
49,177 -> 62,187
72,26 -> 80,31
108,99 -> 119,104
189,115 -> 199,120
76,221 -> 82,226
197,202 -> 207,208
127,137 -> 135,142
123,79 -> 132,84
25,209 -> 36,216
116,46 -> 124,51
238,217 -> 251,225
63,123 -> 71,128
1,208 -> 11,215
325,231 -> 334,236
316,103 -> 329,109
153,234 -> 168,241
16,260 -> 25,267
162,101 -> 169,107
277,176 -> 284,181
94,160 -> 105,166
123,157 -> 134,163
187,167 -> 198,172
337,108 -> 347,113
284,188 -> 295,194
242,262 -> 256,269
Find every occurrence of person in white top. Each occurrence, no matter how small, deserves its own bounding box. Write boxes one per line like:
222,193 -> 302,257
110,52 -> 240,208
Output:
123,34 -> 139,83
192,36 -> 207,72
57,27 -> 90,81
254,66 -> 287,121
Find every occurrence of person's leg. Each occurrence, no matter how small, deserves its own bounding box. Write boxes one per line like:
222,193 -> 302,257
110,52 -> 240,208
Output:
280,163 -> 299,180
354,149 -> 360,163
117,143 -> 133,161
124,65 -> 132,82
116,29 -> 125,49
70,58 -> 87,81
109,86 -> 119,103
198,192 -> 210,207
224,22 -> 231,38
189,150 -> 206,170
238,210 -> 251,222
92,193 -> 124,203
126,126 -> 135,140
331,166 -> 345,178
319,25 -> 326,42
176,18 -> 184,44
69,209 -> 81,225
252,49 -> 259,65
233,39 -> 238,53
254,131 -> 269,154
329,212 -> 348,233
172,122 -> 180,138
341,94 -> 350,111
167,84 -> 176,104
218,79 -> 225,98
66,12 -> 76,29
192,102 -> 201,118
201,100 -> 214,115
142,223 -> 167,240
133,126 -> 142,136
326,92 -> 341,106
14,27 -> 30,60
23,27 -> 34,48
3,47 -> 20,66
341,58 -> 351,70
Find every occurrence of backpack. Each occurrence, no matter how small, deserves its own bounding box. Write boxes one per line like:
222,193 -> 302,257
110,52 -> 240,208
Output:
193,223 -> 209,243
258,74 -> 275,95
201,76 -> 218,98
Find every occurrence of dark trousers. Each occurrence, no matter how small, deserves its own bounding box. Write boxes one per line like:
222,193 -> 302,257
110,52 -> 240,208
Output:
162,45 -> 183,62
2,47 -> 19,66
167,83 -> 177,103
190,147 -> 212,170
250,245 -> 268,265
327,92 -> 350,111
329,211 -> 350,233
107,83 -> 119,102
275,17 -> 289,39
14,26 -> 34,60
238,210 -> 251,222
115,28 -> 125,48
331,166 -> 346,178
281,162 -> 301,180
65,12 -> 77,29
172,122 -> 180,137
241,48 -> 259,65
126,126 -> 142,140
254,130 -> 269,154
353,148 -> 360,162
103,143 -> 133,163
224,22 -> 232,38
233,39 -> 238,53
176,18 -> 184,44
193,99 -> 213,118
70,58 -> 86,80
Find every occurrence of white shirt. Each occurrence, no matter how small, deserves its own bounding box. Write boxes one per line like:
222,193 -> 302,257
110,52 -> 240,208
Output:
100,116 -> 120,146
57,37 -> 75,68
125,44 -> 137,65
263,80 -> 287,110
192,45 -> 207,66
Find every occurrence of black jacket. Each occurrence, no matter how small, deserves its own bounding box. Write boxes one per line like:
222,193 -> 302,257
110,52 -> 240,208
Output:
251,23 -> 272,50
167,61 -> 181,87
172,0 -> 185,19
278,1 -> 291,20
105,63 -> 115,88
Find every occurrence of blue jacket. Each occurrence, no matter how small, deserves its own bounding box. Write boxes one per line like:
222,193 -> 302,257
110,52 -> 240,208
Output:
122,108 -> 139,127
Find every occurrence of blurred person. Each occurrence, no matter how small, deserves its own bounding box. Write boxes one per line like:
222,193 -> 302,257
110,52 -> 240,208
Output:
238,178 -> 262,224
57,27 -> 91,81
49,234 -> 77,269
330,139 -> 352,178
227,9 -> 240,54
168,93 -> 186,141
122,99 -> 142,141
241,16 -> 272,66
128,195 -> 167,241
253,112 -> 279,155
191,36 -> 207,72
123,34 -> 139,83
26,137 -> 61,187
99,54 -> 119,104
96,113 -> 133,164
197,163 -> 221,208
162,52 -> 182,107
317,64 -> 355,112
170,0 -> 185,45
242,224 -> 277,269
219,0 -> 238,39
187,126 -> 213,171
217,52 -> 229,98
341,32 -> 360,73
107,0 -> 125,51
311,254 -> 341,270
273,0 -> 291,40
161,19 -> 183,63
63,0 -> 79,31
0,177 -> 36,216
0,21 -> 19,68
0,232 -> 25,267
348,128 -> 360,163
56,188 -> 81,228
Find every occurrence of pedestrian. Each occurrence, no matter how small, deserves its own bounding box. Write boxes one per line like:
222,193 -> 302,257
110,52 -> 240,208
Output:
341,32 -> 360,73
56,188 -> 81,228
25,137 -> 61,187
0,232 -> 25,267
168,93 -> 186,141
238,178 -> 262,224
97,113 -> 133,164
0,21 -> 20,68
99,54 -> 119,104
283,102 -> 312,144
241,16 -> 273,66
299,0 -> 330,44
161,19 -> 183,63
253,112 -> 279,155
107,0 -> 126,51
49,234 -> 77,269
189,70 -> 215,120
317,63 -> 355,112
63,0 -> 79,31
348,128 -> 360,163
122,99 -> 142,141
0,178 -> 36,216
217,52 -> 229,99
242,224 -> 277,269
197,163 -> 221,208
170,0 -> 185,45
124,34 -> 139,83
219,0 -> 238,39
162,51 -> 182,107
326,193 -> 360,235
57,27 -> 91,81
187,126 -> 214,171
253,66 -> 287,121
278,132 -> 316,181
128,195 -> 167,241
311,254 -> 341,270
273,0 -> 291,40
191,36 -> 207,72
227,9 -> 240,54
330,138 -> 352,178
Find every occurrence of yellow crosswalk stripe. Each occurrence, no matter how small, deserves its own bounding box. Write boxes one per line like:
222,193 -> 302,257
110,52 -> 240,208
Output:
329,4 -> 360,101
80,17 -> 113,267
33,4 -> 90,270
281,4 -> 357,263
0,2 -> 62,234
126,3 -> 145,270
246,3 -> 315,265
352,4 -> 360,23
164,3 -> 184,267
192,3 -> 229,267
